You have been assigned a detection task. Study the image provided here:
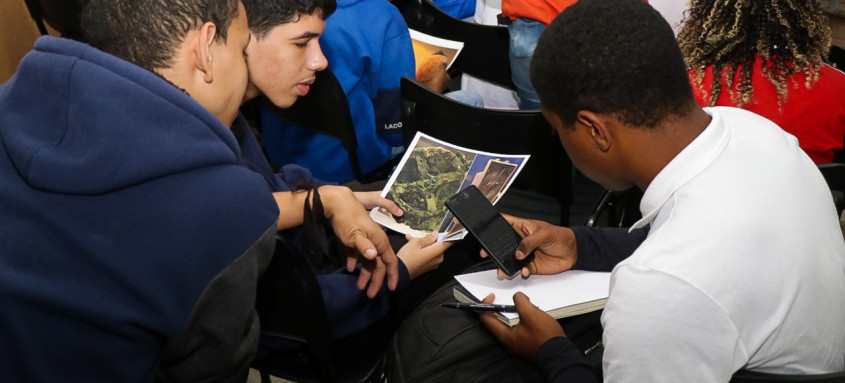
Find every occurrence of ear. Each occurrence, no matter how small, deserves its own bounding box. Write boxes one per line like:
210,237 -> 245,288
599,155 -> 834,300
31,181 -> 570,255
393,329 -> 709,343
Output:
194,22 -> 217,83
576,111 -> 611,152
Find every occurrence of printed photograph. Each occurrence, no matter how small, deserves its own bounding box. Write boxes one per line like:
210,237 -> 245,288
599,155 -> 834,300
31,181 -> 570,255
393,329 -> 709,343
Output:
370,132 -> 528,239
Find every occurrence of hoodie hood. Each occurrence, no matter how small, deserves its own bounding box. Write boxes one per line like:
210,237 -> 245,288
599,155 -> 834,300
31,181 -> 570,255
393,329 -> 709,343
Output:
0,36 -> 240,195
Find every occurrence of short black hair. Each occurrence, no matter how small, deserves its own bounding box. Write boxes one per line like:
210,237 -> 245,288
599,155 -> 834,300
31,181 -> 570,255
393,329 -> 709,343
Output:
82,0 -> 240,72
242,0 -> 337,39
531,0 -> 694,128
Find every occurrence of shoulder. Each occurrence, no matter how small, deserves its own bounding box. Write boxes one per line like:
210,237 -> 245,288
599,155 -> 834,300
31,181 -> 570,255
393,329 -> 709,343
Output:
142,164 -> 278,265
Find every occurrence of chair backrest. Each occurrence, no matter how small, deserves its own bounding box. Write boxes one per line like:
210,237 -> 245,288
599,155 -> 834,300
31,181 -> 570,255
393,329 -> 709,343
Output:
259,68 -> 395,184
400,76 -> 571,225
829,45 -> 845,70
253,236 -> 388,383
584,188 -> 643,228
24,0 -> 84,39
730,369 -> 845,383
818,163 -> 845,216
397,0 -> 514,89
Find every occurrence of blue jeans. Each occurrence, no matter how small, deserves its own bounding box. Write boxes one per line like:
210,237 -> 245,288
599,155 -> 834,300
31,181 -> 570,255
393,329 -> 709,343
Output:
445,90 -> 484,107
508,18 -> 545,110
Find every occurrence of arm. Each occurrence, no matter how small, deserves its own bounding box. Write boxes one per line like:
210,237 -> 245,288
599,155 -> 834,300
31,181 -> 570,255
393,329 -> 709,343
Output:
570,226 -> 648,271
479,292 -> 600,383
158,226 -> 277,382
371,16 -> 416,147
481,216 -> 647,278
273,185 -> 404,297
315,232 -> 452,339
315,260 -> 412,339
537,338 -> 600,383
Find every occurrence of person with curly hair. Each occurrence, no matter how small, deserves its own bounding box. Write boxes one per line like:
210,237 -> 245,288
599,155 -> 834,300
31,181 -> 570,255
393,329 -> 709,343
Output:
678,0 -> 845,163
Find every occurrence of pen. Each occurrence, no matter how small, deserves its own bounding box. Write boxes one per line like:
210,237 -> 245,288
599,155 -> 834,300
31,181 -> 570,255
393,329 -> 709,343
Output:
440,302 -> 518,313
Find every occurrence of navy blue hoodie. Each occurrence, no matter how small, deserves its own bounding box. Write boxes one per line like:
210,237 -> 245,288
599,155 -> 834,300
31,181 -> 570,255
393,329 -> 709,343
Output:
0,37 -> 279,382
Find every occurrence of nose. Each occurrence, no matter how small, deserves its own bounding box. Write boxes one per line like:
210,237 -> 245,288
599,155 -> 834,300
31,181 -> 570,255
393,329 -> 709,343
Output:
307,43 -> 328,72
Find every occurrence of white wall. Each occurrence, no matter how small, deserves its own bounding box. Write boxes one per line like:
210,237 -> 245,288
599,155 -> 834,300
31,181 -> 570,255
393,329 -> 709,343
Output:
649,0 -> 689,36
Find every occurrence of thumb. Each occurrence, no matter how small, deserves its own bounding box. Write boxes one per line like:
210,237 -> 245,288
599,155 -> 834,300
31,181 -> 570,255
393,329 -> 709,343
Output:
512,292 -> 538,317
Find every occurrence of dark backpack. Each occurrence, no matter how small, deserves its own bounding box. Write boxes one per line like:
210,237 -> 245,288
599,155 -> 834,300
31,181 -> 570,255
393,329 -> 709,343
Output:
387,260 -> 604,383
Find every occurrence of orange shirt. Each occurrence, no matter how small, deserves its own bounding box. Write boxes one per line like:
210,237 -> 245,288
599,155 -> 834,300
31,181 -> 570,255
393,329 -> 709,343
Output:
502,0 -> 577,25
502,0 -> 647,26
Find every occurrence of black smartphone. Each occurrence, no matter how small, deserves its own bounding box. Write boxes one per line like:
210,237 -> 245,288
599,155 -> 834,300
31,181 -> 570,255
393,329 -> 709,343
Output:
445,185 -> 533,278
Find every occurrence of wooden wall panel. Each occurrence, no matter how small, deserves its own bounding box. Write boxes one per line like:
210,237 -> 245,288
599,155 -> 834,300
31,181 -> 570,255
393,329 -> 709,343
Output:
0,0 -> 42,83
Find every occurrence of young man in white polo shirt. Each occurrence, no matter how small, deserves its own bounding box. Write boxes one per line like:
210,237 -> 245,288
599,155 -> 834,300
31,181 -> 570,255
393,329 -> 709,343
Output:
476,0 -> 845,381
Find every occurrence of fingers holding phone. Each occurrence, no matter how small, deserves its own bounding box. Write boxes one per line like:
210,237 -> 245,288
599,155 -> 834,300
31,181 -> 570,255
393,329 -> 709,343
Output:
482,217 -> 579,278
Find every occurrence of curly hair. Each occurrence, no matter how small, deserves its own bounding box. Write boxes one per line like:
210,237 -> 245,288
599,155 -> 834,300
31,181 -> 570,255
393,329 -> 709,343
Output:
531,0 -> 695,129
82,0 -> 240,72
677,0 -> 831,107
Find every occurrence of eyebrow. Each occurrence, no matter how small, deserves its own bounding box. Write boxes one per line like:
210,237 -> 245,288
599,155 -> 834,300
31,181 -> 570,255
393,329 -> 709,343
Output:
291,31 -> 321,40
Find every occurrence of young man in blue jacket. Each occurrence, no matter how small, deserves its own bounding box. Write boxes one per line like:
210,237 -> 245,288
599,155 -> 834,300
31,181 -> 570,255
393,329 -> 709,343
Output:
252,0 -> 481,183
238,0 -> 457,345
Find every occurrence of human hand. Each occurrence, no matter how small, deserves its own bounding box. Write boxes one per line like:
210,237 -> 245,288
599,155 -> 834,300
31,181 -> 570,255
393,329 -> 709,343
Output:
479,292 -> 566,361
480,214 -> 578,278
397,232 -> 453,279
318,185 -> 399,297
416,55 -> 450,93
353,191 -> 403,218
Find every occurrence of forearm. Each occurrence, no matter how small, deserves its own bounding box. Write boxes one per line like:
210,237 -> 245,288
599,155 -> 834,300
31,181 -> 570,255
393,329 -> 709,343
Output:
272,190 -> 308,230
536,337 -> 600,383
273,185 -> 352,231
571,226 -> 648,271
315,261 -> 411,339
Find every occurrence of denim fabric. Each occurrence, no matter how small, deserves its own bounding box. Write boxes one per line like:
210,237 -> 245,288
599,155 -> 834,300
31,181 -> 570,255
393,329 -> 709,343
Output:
508,18 -> 545,110
445,90 -> 485,107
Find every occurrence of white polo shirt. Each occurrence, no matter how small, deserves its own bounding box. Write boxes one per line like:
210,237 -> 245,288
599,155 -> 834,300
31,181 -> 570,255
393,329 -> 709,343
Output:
601,107 -> 845,382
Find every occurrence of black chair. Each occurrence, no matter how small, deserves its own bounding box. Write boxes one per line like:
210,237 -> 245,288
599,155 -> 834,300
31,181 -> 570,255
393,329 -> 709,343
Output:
829,45 -> 845,70
400,76 -> 571,225
584,188 -> 643,228
396,0 -> 514,89
257,68 -> 397,185
818,162 -> 845,217
252,236 -> 389,383
730,369 -> 845,383
23,0 -> 84,39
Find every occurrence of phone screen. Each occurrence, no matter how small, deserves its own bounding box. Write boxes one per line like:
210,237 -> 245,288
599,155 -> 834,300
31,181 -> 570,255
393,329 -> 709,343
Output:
445,185 -> 533,277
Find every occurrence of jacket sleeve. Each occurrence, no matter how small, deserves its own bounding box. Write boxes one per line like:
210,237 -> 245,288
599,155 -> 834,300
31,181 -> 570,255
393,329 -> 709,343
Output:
371,15 -> 416,147
156,225 -> 277,383
570,226 -> 648,271
315,260 -> 411,340
536,337 -> 600,383
533,226 -> 648,383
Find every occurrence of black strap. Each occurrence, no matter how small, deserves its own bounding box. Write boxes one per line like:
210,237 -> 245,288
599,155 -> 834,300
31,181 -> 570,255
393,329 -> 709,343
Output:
302,187 -> 344,268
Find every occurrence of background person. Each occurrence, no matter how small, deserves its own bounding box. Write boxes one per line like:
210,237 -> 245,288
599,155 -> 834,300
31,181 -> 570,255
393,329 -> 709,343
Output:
678,0 -> 845,164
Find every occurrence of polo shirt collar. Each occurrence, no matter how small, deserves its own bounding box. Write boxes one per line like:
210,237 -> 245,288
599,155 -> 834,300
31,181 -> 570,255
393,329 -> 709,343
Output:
630,107 -> 730,230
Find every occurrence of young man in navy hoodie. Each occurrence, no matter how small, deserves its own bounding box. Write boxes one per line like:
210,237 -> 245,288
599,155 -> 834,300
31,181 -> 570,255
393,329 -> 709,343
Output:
0,0 -> 399,381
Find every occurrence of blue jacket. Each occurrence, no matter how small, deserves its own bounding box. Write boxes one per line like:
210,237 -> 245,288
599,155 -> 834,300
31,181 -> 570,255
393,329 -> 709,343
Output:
0,37 -> 279,382
432,0 -> 477,19
259,0 -> 416,183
